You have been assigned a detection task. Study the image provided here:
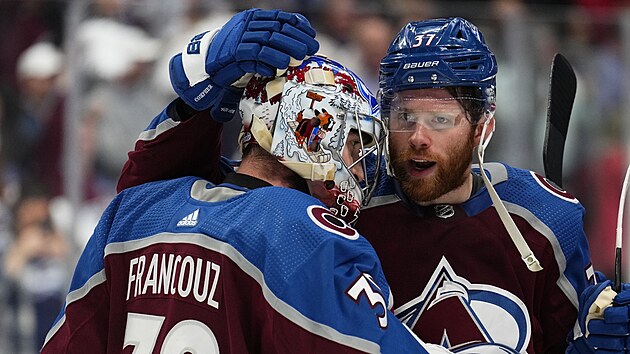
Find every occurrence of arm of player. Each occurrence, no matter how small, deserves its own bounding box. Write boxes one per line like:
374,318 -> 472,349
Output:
116,99 -> 225,192
273,222 -> 451,354
117,8 -> 319,192
567,279 -> 630,353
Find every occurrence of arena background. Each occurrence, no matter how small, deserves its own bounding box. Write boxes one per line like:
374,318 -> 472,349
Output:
0,0 -> 628,352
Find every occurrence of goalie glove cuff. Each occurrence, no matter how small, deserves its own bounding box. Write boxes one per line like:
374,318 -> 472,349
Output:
210,87 -> 244,122
169,51 -> 220,112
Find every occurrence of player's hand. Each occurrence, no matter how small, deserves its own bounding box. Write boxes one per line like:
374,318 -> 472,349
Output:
568,280 -> 630,353
169,8 -> 319,122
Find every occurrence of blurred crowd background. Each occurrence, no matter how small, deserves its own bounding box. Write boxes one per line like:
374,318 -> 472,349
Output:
0,0 -> 629,352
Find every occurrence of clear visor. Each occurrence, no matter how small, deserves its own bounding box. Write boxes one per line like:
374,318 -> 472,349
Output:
386,96 -> 483,132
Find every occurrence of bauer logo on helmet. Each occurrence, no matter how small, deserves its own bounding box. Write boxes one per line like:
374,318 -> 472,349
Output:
402,61 -> 439,70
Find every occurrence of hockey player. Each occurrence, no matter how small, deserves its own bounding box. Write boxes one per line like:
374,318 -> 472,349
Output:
369,19 -> 592,352
114,12 -> 630,353
41,9 -> 453,353
377,19 -> 630,353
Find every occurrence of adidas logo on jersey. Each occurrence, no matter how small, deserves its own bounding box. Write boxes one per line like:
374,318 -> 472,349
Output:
177,209 -> 199,227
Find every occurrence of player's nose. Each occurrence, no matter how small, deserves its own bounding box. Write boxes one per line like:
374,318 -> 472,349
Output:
350,163 -> 365,182
409,124 -> 432,149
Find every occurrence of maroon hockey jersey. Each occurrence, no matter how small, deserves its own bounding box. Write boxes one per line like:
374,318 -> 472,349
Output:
116,106 -> 592,353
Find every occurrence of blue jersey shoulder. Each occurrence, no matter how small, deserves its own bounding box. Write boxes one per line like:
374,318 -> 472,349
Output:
73,177 -> 390,304
469,163 -> 592,302
68,177 -> 406,350
68,177 -> 199,293
469,163 -> 585,236
468,163 -> 586,250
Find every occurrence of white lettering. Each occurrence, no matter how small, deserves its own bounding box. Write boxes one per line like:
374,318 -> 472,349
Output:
127,253 -> 221,309
193,259 -> 210,303
208,263 -> 220,309
127,258 -> 138,300
135,256 -> 146,298
172,255 -> 182,294
347,273 -> 387,328
142,254 -> 159,295
402,61 -> 440,70
159,254 -> 175,295
178,256 -> 194,297
194,83 -> 214,102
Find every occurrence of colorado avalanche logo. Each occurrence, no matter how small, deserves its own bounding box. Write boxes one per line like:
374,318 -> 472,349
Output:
395,257 -> 531,353
307,205 -> 359,240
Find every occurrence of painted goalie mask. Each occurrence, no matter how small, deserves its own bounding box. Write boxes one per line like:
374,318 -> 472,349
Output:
239,55 -> 385,223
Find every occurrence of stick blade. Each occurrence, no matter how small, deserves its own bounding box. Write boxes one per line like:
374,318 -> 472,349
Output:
543,53 -> 577,188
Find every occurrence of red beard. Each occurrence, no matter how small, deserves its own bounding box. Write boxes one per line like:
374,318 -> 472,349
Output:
390,131 -> 475,203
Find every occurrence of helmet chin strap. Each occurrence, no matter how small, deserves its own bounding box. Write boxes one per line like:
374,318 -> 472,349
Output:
476,113 -> 543,272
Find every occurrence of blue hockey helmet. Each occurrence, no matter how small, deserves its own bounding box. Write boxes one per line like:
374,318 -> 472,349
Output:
379,17 -> 498,116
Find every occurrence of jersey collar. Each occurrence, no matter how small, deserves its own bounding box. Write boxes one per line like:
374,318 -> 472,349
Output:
223,172 -> 272,190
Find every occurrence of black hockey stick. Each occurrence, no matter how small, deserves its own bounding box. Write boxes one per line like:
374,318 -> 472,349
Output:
615,167 -> 630,292
542,53 -> 577,189
541,55 -> 627,291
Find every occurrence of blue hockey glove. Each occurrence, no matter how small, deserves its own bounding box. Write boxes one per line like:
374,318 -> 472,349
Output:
169,8 -> 319,122
569,280 -> 630,353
